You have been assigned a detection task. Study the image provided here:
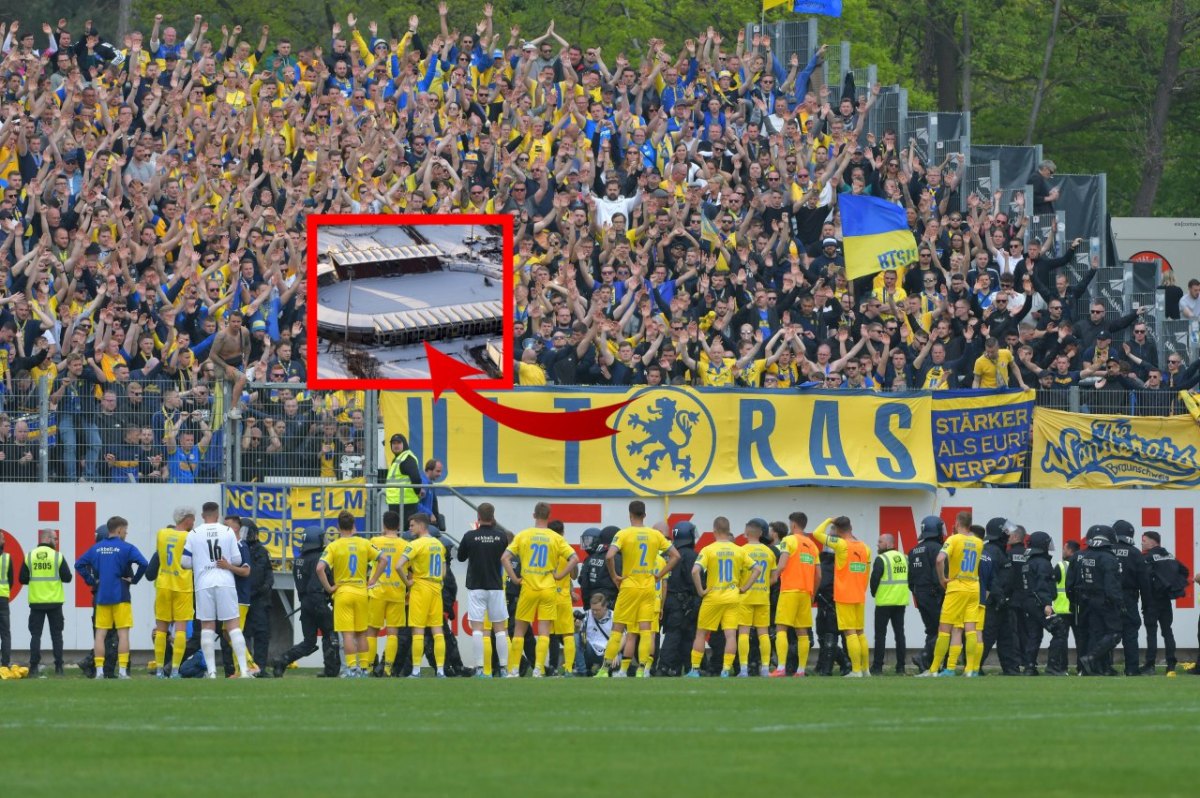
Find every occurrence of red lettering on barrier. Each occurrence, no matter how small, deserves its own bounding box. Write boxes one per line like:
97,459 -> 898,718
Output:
1142,507 -> 1162,528
696,531 -> 716,551
75,501 -> 97,608
880,506 -> 917,552
1062,507 -> 1082,548
1,530 -> 26,600
939,507 -> 969,535
38,501 -> 59,523
549,503 -> 602,524
666,513 -> 695,536
1176,508 -> 1194,609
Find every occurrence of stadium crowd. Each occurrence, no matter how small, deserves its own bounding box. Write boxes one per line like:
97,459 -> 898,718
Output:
1,7 -> 1199,485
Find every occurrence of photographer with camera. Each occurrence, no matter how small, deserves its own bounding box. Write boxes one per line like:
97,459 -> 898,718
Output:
579,593 -> 613,676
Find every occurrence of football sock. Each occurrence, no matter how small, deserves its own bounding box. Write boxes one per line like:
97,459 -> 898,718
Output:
201,629 -> 217,675
411,633 -> 426,673
775,632 -> 790,669
638,632 -> 654,669
844,634 -> 861,672
508,636 -> 524,673
965,633 -> 982,673
535,635 -> 549,672
603,633 -> 623,665
367,635 -> 378,667
153,631 -> 167,670
948,643 -> 963,673
228,628 -> 250,675
473,631 -> 488,674
931,632 -> 951,672
384,634 -> 398,669
858,634 -> 871,673
495,632 -> 510,673
118,653 -> 129,674
758,634 -> 771,668
797,632 -> 811,671
690,649 -> 704,670
172,631 -> 187,670
737,633 -> 750,670
722,651 -> 735,672
433,634 -> 446,668
96,656 -> 106,672
563,634 -> 576,673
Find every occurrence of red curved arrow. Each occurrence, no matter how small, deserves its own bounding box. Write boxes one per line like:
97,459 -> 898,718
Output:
424,343 -> 631,441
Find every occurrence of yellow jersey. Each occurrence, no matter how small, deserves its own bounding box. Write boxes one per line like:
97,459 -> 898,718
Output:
402,535 -> 447,585
507,527 -> 575,593
941,533 -> 983,593
613,526 -> 672,591
741,542 -> 777,606
155,527 -> 191,593
973,349 -> 1013,388
697,541 -> 750,605
370,535 -> 407,599
655,553 -> 668,603
320,535 -> 380,596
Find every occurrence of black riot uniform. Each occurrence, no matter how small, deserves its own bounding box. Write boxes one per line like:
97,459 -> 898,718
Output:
243,522 -> 275,673
815,549 -> 850,676
1068,525 -> 1123,676
907,515 -> 945,673
1007,531 -> 1037,673
1019,532 -> 1069,675
980,518 -> 1022,675
1143,534 -> 1189,674
273,528 -> 340,677
578,526 -> 620,609
1110,520 -> 1152,676
658,522 -> 700,676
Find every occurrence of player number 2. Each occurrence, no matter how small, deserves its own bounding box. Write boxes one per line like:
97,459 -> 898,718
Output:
962,549 -> 978,573
638,542 -> 649,567
206,540 -> 222,561
718,558 -> 733,583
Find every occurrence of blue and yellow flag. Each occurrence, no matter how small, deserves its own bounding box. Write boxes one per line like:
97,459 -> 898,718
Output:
764,0 -> 791,11
793,0 -> 843,16
841,194 -> 918,280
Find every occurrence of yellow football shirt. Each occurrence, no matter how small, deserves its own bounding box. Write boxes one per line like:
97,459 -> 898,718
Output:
403,535 -> 447,585
941,533 -> 983,593
697,541 -> 750,605
973,349 -> 1013,388
321,536 -> 380,596
155,527 -> 191,593
370,535 -> 407,599
507,527 -> 575,592
613,526 -> 672,590
741,542 -> 777,606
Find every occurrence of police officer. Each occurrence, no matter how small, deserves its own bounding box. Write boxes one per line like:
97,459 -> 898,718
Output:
1070,525 -> 1123,676
980,517 -> 1022,675
658,521 -> 699,676
382,433 -> 422,529
908,516 -> 945,673
272,527 -> 340,677
868,533 -> 908,675
1141,530 -> 1188,675
1051,540 -> 1076,675
578,526 -> 619,610
1006,524 -> 1038,674
1019,531 -> 1069,676
814,547 -> 850,676
0,534 -> 13,671
1110,520 -> 1151,676
19,529 -> 72,677
243,521 -> 274,675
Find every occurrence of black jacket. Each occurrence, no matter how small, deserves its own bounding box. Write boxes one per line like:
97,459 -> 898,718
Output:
248,541 -> 274,602
1020,550 -> 1057,609
456,524 -> 508,591
1111,541 -> 1152,605
1068,546 -> 1121,605
579,548 -> 618,603
666,545 -> 698,599
907,539 -> 943,594
1008,543 -> 1030,601
1145,546 -> 1189,600
982,541 -> 1012,606
294,548 -> 326,600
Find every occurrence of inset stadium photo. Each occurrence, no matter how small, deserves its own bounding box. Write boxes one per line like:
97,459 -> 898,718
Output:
306,215 -> 513,389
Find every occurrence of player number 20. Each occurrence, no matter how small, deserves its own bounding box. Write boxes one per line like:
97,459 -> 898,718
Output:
530,543 -> 548,568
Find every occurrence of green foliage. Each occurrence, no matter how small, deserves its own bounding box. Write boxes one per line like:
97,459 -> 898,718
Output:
5,0 -> 1194,213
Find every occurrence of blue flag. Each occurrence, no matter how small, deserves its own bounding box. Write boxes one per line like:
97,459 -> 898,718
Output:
840,194 -> 919,280
793,0 -> 843,17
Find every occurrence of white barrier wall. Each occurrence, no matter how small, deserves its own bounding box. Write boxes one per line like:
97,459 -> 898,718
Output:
1,484 -> 1195,660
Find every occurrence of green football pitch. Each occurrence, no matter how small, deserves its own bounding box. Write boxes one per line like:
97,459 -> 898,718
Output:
3,674 -> 1196,796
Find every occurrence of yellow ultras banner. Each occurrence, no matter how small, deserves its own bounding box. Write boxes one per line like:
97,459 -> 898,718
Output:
382,387 -> 936,496
1032,407 -> 1200,489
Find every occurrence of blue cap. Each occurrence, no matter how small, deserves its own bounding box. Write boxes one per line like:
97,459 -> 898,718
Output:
492,49 -> 504,58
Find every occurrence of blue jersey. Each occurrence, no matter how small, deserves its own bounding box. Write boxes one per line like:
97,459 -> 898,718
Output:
75,537 -> 148,605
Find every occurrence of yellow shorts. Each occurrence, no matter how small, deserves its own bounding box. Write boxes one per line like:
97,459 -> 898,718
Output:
738,602 -> 770,628
408,581 -> 444,628
697,598 -> 740,632
776,592 -> 813,629
369,596 -> 407,629
612,586 -> 657,627
650,596 -> 664,633
965,601 -> 985,630
515,586 -> 558,625
939,590 -> 979,627
835,602 -> 865,631
333,591 -> 368,633
154,589 -> 193,623
96,602 -> 133,630
553,594 -> 575,635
